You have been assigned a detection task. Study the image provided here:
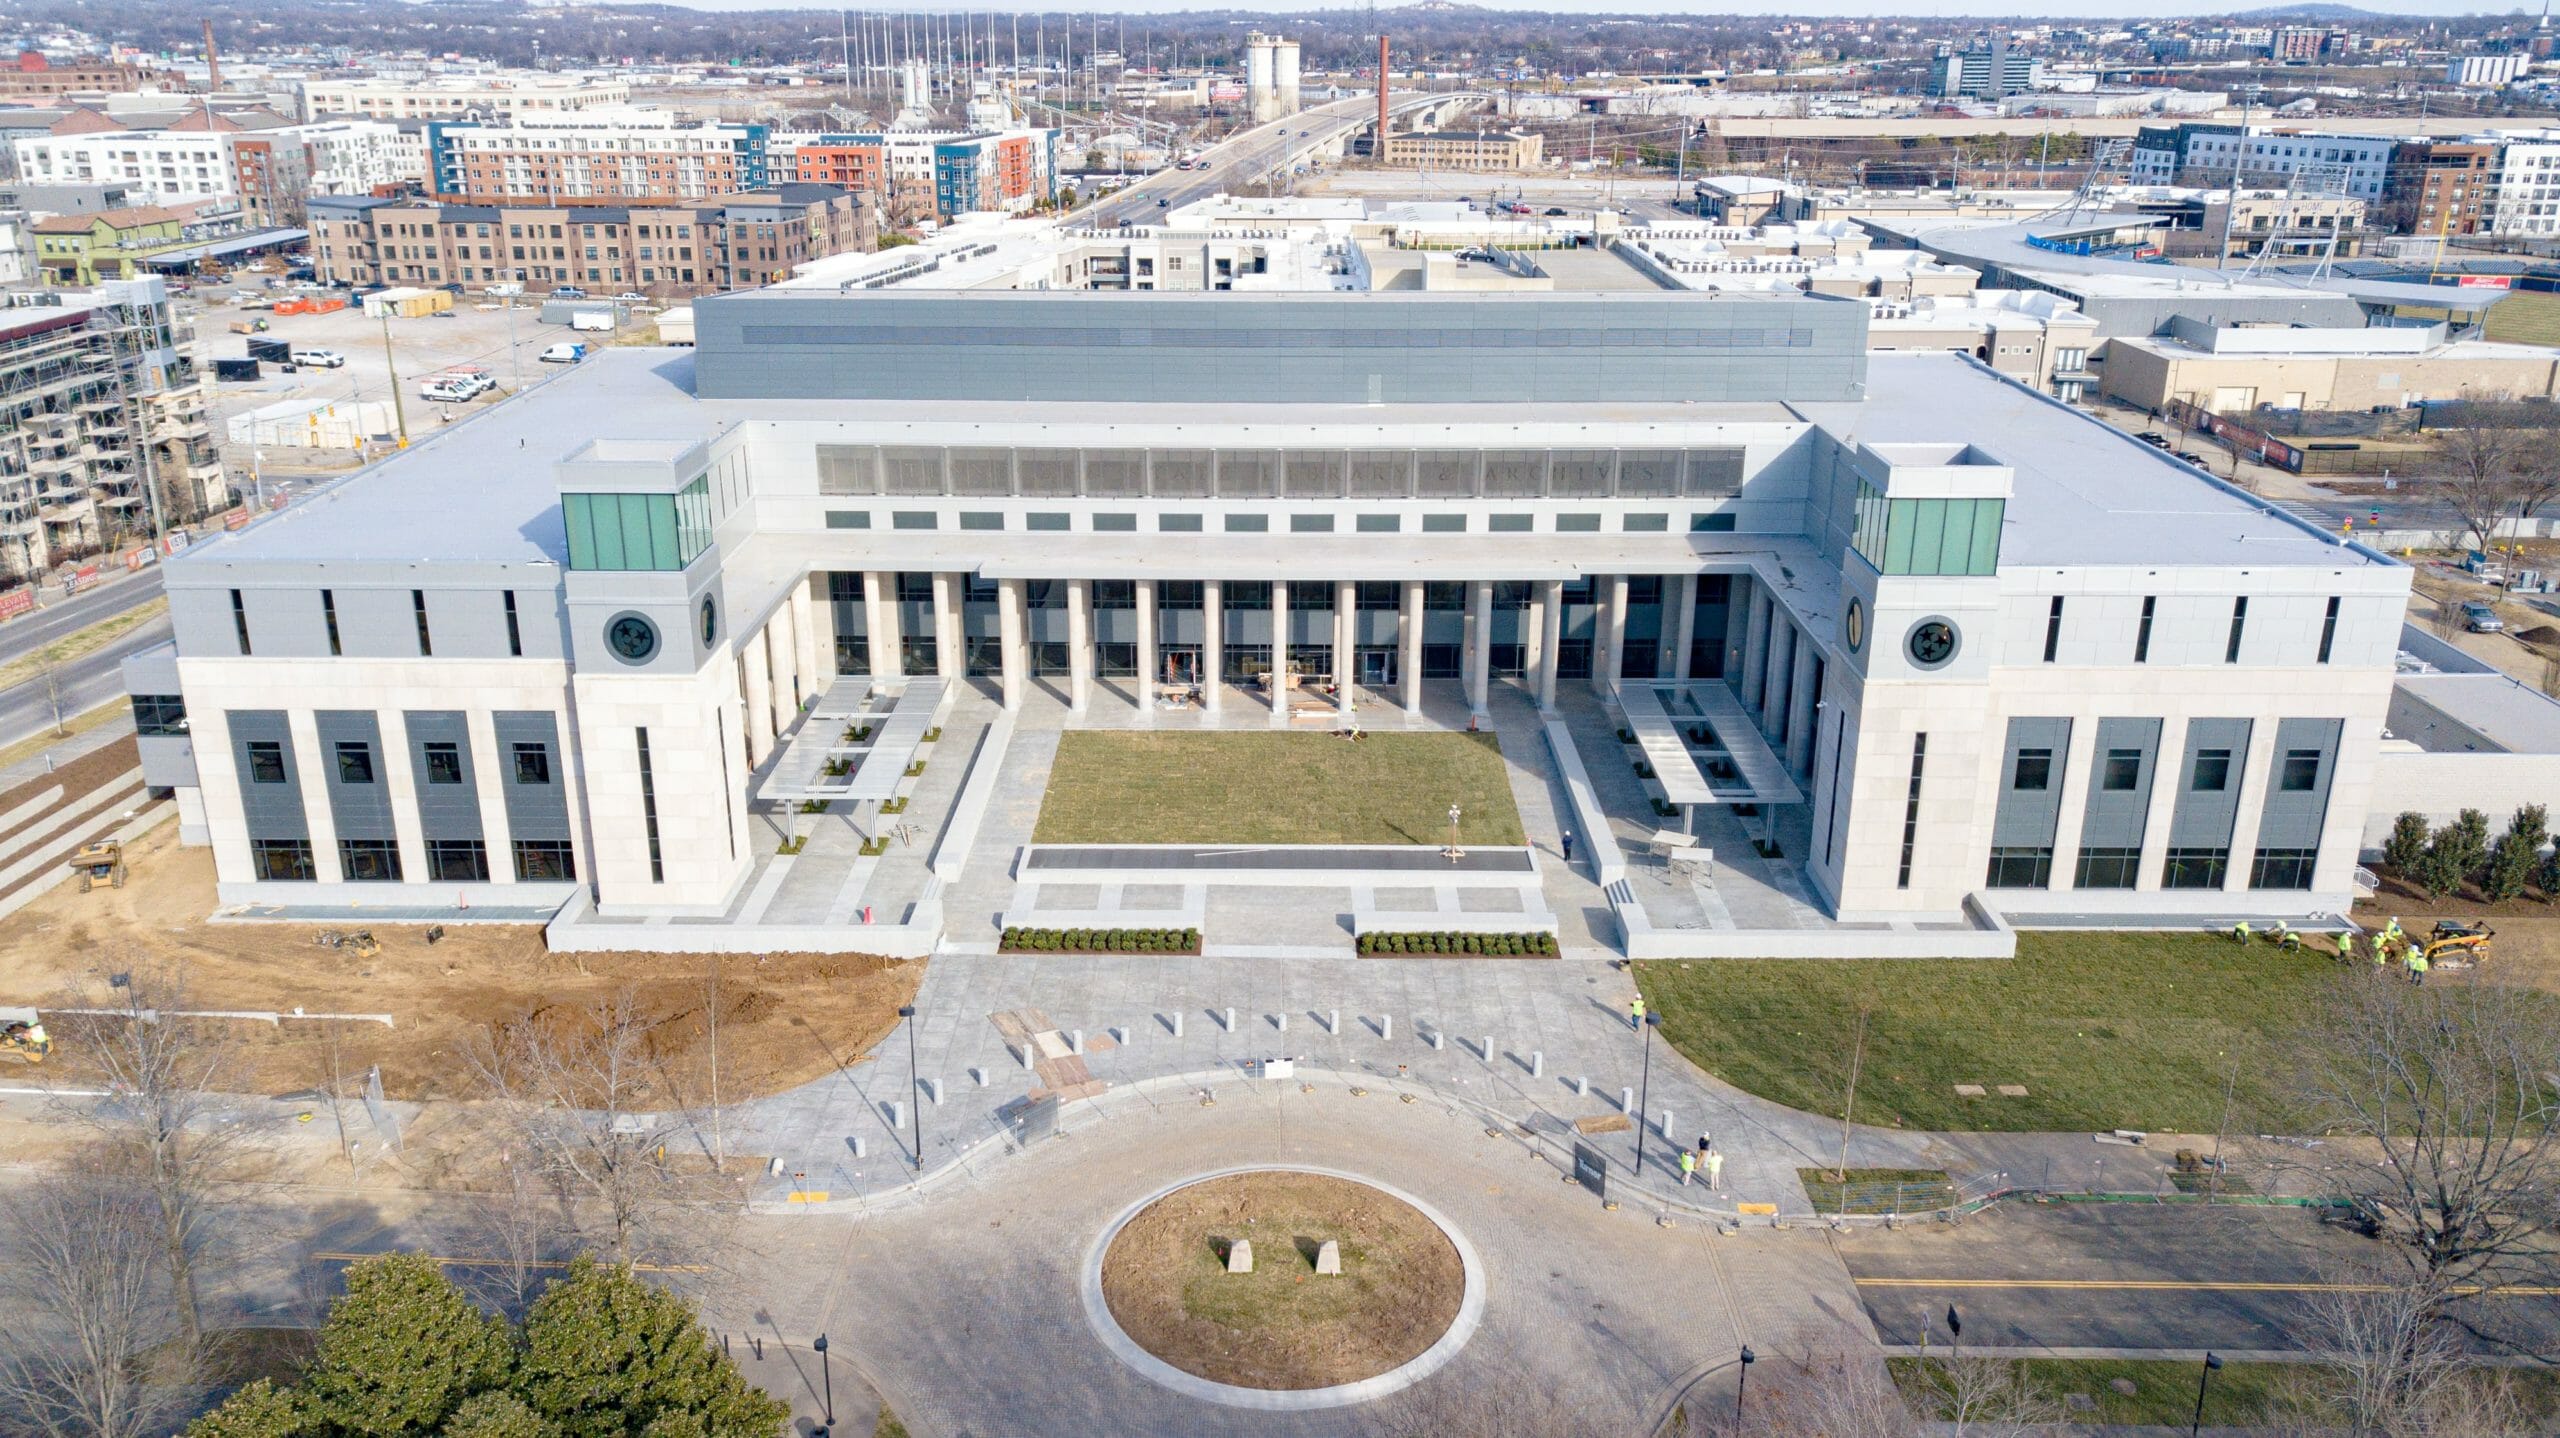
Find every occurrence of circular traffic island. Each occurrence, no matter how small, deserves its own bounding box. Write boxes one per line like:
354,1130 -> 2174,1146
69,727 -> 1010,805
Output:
1097,1170 -> 1467,1396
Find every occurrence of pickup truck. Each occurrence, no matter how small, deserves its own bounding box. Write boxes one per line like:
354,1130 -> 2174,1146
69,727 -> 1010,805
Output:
290,348 -> 346,368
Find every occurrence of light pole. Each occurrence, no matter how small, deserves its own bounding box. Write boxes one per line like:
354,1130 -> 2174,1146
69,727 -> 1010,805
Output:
898,1003 -> 922,1168
811,1333 -> 834,1430
1632,1010 -> 1661,1177
1443,801 -> 1464,863
2191,1352 -> 2222,1436
1734,1346 -> 1755,1421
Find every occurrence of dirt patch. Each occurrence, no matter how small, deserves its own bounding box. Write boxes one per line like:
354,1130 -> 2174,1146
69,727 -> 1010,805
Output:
0,820 -> 923,1104
1100,1171 -> 1463,1391
0,734 -> 139,852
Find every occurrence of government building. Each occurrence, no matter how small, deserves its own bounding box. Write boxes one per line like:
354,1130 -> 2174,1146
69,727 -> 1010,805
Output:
122,278 -> 2409,953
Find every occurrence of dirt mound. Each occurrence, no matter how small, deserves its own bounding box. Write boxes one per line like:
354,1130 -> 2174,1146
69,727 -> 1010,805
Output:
2517,625 -> 2560,647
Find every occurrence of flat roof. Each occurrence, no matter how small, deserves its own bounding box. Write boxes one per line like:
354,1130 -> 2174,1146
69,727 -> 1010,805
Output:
2391,674 -> 2560,755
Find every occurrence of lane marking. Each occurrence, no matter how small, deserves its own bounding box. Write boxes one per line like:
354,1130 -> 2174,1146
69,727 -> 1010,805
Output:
1853,1277 -> 2560,1297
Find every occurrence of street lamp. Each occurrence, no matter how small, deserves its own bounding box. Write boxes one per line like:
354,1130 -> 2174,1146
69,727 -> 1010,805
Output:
2191,1352 -> 2222,1437
1443,801 -> 1464,863
1734,1346 -> 1755,1421
898,1004 -> 921,1170
811,1333 -> 834,1429
1632,1010 -> 1661,1177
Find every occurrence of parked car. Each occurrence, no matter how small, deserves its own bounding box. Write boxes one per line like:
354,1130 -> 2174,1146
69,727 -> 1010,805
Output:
2175,451 -> 2209,466
552,286 -> 588,299
612,291 -> 647,302
420,371 -> 496,402
2462,601 -> 2504,633
538,342 -> 588,364
290,348 -> 346,368
2137,431 -> 2170,448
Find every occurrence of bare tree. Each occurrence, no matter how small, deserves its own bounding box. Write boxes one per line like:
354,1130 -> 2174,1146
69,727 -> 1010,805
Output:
1679,1341 -> 1915,1437
2430,424 -> 2523,551
0,1158 -> 207,1438
1356,1362 -> 1614,1437
2263,1268 -> 2538,1437
58,965 -> 248,1347
467,990 -> 739,1270
2289,970 -> 2560,1298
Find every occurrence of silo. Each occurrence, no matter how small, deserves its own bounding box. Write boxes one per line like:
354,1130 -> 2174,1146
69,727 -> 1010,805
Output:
1275,39 -> 1302,116
1245,33 -> 1278,124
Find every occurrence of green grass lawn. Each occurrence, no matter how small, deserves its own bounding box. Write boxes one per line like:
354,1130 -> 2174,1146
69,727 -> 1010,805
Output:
1033,732 -> 1526,846
1796,1167 -> 1955,1215
1891,1357 -> 2560,1428
1635,933 -> 2345,1134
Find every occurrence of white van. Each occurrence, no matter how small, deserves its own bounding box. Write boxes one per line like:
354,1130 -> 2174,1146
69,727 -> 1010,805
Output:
420,373 -> 495,403
538,342 -> 588,364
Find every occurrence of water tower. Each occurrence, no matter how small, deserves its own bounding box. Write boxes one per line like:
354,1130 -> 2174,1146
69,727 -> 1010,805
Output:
1245,33 -> 1280,124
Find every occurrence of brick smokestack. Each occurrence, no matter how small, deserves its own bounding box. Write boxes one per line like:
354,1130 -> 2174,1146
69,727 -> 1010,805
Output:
1376,35 -> 1389,154
203,19 -> 221,93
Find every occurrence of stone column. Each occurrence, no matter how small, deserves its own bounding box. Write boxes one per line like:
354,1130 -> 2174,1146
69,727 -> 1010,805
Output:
739,644 -> 774,765
1134,577 -> 1158,722
864,571 -> 899,679
765,612 -> 796,738
1740,584 -> 1770,711
1537,580 -> 1565,713
1666,573 -> 1697,681
1763,618 -> 1794,744
1066,579 -> 1093,713
791,579 -> 821,696
1523,583 -> 1549,696
997,577 -> 1026,711
1466,579 -> 1494,717
1269,580 -> 1292,727
1784,633 -> 1819,775
1400,580 -> 1425,721
1335,579 -> 1357,722
1202,579 -> 1224,714
931,572 -> 963,681
1592,574 -> 1628,697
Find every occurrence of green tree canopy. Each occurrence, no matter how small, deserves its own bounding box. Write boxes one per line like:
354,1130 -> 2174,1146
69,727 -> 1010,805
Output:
517,1259 -> 787,1438
443,1392 -> 560,1438
191,1380 -> 310,1438
298,1255 -> 514,1438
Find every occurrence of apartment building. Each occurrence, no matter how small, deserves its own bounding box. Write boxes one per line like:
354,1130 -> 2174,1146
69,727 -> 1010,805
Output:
14,121 -> 240,207
424,113 -> 771,205
2380,140 -> 2496,236
306,184 -> 875,298
1929,38 -> 2036,99
771,129 -> 1056,220
31,204 -> 188,285
299,74 -> 634,123
2128,123 -> 2395,202
0,278 -> 222,582
0,52 -> 179,100
2482,129 -> 2560,237
1377,130 -> 1545,172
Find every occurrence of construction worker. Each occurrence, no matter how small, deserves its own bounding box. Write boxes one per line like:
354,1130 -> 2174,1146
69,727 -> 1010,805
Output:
2384,916 -> 2405,951
2231,919 -> 2252,944
2280,925 -> 2303,954
1629,994 -> 1647,1031
1706,1148 -> 1725,1192
1679,1149 -> 1697,1186
2407,945 -> 2430,986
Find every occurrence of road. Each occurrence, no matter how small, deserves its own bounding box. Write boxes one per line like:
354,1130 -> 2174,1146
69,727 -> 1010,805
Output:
1076,91 -> 1457,230
0,568 -> 165,658
0,610 -> 171,749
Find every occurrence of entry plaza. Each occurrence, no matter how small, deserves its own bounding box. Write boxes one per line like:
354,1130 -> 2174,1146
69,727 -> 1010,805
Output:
123,283 -> 2410,957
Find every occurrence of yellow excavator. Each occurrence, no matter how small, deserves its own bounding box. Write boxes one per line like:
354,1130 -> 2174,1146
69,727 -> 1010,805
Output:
0,1007 -> 49,1065
65,840 -> 124,893
2421,919 -> 2493,967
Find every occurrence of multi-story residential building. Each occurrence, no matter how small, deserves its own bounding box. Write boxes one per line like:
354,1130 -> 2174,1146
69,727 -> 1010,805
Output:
0,51 -> 179,100
2269,26 -> 2328,61
118,279 -> 2415,951
299,74 -> 634,124
31,204 -> 188,285
294,120 -> 422,198
1929,37 -> 2035,99
0,278 -> 222,581
306,184 -> 876,298
2482,129 -> 2560,237
2381,140 -> 2497,236
771,129 -> 1055,221
423,113 -> 771,205
230,134 -> 314,229
1377,129 -> 1544,172
12,113 -> 245,207
2127,124 -> 2395,203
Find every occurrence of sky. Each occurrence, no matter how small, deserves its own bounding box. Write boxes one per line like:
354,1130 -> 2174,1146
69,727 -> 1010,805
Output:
649,0 -> 2542,18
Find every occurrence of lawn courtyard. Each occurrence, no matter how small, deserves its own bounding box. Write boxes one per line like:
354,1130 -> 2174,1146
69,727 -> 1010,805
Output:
1635,933 -> 2348,1134
1032,731 -> 1527,847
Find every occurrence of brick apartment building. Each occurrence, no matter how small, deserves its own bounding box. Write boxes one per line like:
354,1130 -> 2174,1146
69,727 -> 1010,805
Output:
0,51 -> 179,100
424,116 -> 770,205
306,183 -> 875,298
2382,139 -> 2497,236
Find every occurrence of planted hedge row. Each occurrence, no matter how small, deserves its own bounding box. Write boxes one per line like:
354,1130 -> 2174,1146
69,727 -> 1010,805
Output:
1359,931 -> 1559,956
1001,926 -> 1204,955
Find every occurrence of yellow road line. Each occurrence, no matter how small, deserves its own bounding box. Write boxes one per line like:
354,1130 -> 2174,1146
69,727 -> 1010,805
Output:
311,1251 -> 709,1275
1854,1277 -> 2560,1297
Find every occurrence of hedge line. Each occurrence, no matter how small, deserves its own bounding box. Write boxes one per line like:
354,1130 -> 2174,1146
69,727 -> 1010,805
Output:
1358,931 -> 1558,956
1000,926 -> 1203,954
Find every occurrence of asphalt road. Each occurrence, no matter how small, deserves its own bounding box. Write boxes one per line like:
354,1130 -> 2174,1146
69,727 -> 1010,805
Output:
0,567 -> 166,659
1076,91 -> 1449,230
0,610 -> 171,750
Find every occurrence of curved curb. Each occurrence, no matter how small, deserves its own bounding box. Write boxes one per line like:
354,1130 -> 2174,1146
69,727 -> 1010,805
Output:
1076,1163 -> 1487,1412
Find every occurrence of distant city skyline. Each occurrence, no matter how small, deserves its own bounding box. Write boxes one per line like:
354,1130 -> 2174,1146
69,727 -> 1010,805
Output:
651,0 -> 2544,21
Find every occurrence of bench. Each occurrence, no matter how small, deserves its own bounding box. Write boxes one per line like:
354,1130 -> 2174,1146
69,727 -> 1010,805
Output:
1648,829 -> 1714,878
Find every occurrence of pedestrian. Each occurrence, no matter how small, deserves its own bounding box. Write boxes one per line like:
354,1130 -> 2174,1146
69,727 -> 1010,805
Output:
1696,1132 -> 1712,1159
2407,948 -> 2429,986
1629,994 -> 1647,1030
1705,1148 -> 1725,1192
1679,1150 -> 1697,1186
1562,829 -> 1576,864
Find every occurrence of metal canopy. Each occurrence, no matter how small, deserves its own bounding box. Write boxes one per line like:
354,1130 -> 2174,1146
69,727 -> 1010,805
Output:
752,675 -> 949,807
1616,680 -> 1804,808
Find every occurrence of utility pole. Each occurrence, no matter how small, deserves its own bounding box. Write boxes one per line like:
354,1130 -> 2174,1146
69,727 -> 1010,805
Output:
839,11 -> 854,111
378,311 -> 408,446
2217,86 -> 2258,272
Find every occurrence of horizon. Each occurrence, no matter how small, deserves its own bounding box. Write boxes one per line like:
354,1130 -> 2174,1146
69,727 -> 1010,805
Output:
640,0 -> 2549,22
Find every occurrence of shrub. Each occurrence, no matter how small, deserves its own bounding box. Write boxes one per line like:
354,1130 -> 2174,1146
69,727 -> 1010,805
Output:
2485,804 -> 2550,903
2381,811 -> 2431,875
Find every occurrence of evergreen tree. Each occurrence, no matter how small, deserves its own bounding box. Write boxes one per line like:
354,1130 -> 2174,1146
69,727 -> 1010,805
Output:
2540,844 -> 2560,901
299,1255 -> 514,1438
517,1259 -> 787,1438
2382,811 -> 2431,877
2483,804 -> 2549,904
2449,808 -> 2494,886
444,1392 -> 559,1438
191,1380 -> 309,1438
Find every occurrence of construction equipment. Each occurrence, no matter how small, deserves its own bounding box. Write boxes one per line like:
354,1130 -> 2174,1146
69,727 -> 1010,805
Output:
316,929 -> 381,960
65,840 -> 125,892
0,1006 -> 49,1065
2421,919 -> 2493,966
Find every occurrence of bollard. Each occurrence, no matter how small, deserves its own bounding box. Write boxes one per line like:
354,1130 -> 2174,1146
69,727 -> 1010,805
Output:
1225,1007 -> 1236,1032
1661,1109 -> 1674,1141
970,1067 -> 987,1087
849,1136 -> 866,1159
1381,1014 -> 1393,1042
1113,1025 -> 1128,1045
887,1101 -> 906,1131
1481,1035 -> 1493,1063
1574,1075 -> 1589,1097
1329,1009 -> 1340,1036
1171,1011 -> 1185,1038
923,1077 -> 941,1105
1621,1086 -> 1635,1114
1531,1050 -> 1544,1079
1071,1029 -> 1085,1055
1429,1028 -> 1445,1051
1021,1043 -> 1037,1072
1275,1013 -> 1287,1033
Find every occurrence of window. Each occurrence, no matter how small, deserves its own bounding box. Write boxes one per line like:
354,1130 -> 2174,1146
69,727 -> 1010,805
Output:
2012,748 -> 2053,791
412,589 -> 433,656
1623,513 -> 1669,532
2279,748 -> 2322,792
1290,514 -> 1335,533
2162,847 -> 2229,889
891,511 -> 937,530
958,511 -> 1003,531
2042,596 -> 2064,663
825,511 -> 870,529
1555,513 -> 1602,533
2225,596 -> 2248,663
1489,514 -> 1533,533
422,741 -> 463,785
512,743 -> 551,786
636,728 -> 662,883
2318,595 -> 2340,665
334,742 -> 375,785
2074,847 -> 2141,889
426,839 -> 489,882
2101,749 -> 2143,791
514,840 -> 576,881
1093,513 -> 1137,532
338,839 -> 402,882
2191,749 -> 2232,792
1985,847 -> 2054,889
2135,595 -> 2155,664
2250,847 -> 2319,889
1690,513 -> 1737,533
1224,514 -> 1269,533
1159,513 -> 1204,532
1898,734 -> 1928,889
1357,514 -> 1400,533
322,589 -> 342,656
1422,513 -> 1466,533
246,741 -> 288,785
134,694 -> 186,736
250,839 -> 315,882
231,588 -> 251,654
504,591 -> 523,657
